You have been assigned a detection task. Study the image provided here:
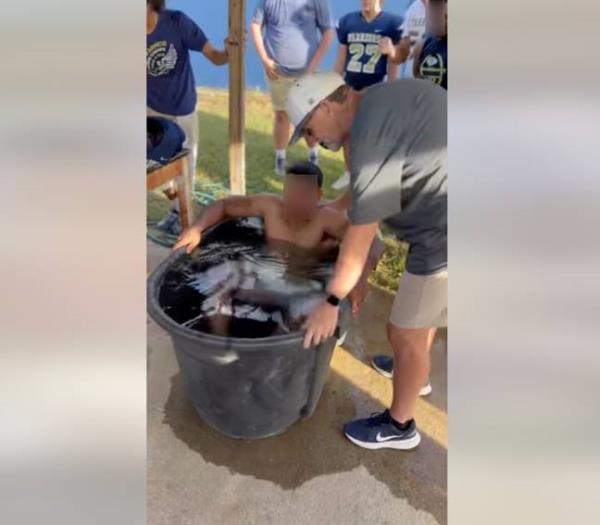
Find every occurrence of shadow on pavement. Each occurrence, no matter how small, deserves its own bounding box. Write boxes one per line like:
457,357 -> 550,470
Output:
163,365 -> 447,524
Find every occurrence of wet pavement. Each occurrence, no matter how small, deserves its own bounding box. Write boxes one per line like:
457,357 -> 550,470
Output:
147,240 -> 447,525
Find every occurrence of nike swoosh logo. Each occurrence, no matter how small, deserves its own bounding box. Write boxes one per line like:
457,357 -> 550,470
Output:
375,432 -> 402,442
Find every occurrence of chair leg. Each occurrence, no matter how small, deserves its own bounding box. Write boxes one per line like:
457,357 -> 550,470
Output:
176,156 -> 193,229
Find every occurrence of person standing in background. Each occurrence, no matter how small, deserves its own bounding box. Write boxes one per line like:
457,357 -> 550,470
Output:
332,0 -> 403,190
335,0 -> 402,92
413,0 -> 447,89
379,0 -> 426,78
147,0 -> 232,235
250,0 -> 334,176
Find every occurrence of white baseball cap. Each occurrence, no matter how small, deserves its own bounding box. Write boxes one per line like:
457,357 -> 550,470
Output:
286,71 -> 346,145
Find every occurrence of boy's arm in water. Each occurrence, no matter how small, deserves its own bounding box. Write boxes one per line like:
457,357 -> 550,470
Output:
173,195 -> 277,253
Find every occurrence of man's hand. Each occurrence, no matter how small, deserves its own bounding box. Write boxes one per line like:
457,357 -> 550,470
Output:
303,301 -> 339,349
379,37 -> 396,58
263,58 -> 279,80
173,225 -> 202,254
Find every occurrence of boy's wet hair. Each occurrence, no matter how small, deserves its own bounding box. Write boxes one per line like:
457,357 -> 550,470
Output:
285,161 -> 323,189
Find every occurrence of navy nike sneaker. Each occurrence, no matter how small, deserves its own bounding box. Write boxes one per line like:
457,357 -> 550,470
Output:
343,410 -> 421,450
371,355 -> 433,396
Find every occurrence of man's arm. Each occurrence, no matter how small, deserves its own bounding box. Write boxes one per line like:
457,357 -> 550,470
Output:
173,195 -> 273,253
334,44 -> 348,76
412,39 -> 425,78
322,207 -> 384,273
202,41 -> 229,66
307,28 -> 334,73
328,223 -> 379,299
307,0 -> 334,73
250,21 -> 279,80
303,223 -> 379,348
383,35 -> 411,65
324,207 -> 385,311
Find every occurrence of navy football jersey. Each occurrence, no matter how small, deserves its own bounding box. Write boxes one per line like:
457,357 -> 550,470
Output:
417,35 -> 447,90
336,11 -> 403,91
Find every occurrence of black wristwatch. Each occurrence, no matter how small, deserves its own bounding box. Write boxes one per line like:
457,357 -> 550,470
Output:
326,294 -> 341,307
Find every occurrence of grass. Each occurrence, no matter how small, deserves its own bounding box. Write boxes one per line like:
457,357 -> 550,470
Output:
147,87 -> 406,292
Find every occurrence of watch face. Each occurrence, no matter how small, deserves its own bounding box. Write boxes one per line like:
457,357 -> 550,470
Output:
327,295 -> 340,307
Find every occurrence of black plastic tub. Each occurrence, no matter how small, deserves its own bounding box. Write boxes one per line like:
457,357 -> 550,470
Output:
147,219 -> 348,439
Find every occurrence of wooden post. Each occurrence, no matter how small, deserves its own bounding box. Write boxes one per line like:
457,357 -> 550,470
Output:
228,0 -> 246,195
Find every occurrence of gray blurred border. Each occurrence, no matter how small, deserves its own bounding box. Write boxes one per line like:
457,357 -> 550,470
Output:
1,1 -> 600,524
0,2 -> 146,524
450,1 -> 600,523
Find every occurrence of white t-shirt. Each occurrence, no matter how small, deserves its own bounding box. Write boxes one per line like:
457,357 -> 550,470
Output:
400,0 -> 427,78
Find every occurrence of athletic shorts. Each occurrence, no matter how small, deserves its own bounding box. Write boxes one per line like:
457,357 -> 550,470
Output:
389,269 -> 448,329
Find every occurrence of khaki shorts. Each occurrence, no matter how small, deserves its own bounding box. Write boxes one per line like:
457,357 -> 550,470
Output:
389,269 -> 448,329
267,75 -> 298,112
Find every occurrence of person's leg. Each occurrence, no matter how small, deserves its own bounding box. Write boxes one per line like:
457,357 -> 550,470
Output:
344,270 -> 446,450
175,110 -> 199,190
388,325 -> 436,423
268,77 -> 291,175
147,107 -> 183,233
274,110 -> 290,150
373,268 -> 447,390
387,270 -> 446,421
147,107 -> 177,199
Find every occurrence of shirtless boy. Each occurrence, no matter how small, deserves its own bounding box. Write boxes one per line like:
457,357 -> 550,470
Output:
174,161 -> 382,314
174,161 -> 348,253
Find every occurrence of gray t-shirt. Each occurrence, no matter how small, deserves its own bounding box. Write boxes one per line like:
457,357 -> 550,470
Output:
252,0 -> 333,77
348,79 -> 447,275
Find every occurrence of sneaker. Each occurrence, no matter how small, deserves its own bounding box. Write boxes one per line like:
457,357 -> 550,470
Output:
309,150 -> 319,166
371,355 -> 433,396
332,171 -> 350,190
156,208 -> 182,236
343,410 -> 421,450
275,156 -> 286,176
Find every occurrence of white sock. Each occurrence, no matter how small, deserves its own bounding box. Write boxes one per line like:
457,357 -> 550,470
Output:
171,199 -> 180,212
276,149 -> 286,160
309,146 -> 319,157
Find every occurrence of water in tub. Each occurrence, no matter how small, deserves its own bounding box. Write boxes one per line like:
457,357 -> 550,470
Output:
158,218 -> 337,338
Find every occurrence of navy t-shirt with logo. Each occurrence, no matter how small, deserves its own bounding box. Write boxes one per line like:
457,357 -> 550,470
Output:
336,11 -> 403,91
147,10 -> 208,116
417,35 -> 447,90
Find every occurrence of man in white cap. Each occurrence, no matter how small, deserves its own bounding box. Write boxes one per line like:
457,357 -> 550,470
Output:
287,71 -> 446,450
